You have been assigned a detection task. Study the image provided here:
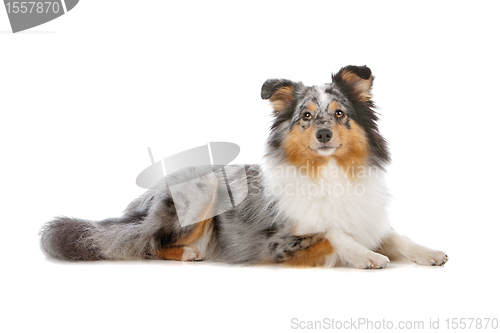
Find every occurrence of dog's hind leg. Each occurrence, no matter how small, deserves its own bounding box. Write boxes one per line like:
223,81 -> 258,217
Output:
155,171 -> 219,261
156,216 -> 213,261
157,246 -> 201,261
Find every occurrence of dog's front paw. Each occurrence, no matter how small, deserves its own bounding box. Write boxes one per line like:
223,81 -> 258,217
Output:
408,249 -> 448,266
351,251 -> 390,269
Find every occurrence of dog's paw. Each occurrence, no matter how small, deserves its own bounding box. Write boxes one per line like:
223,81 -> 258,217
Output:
181,246 -> 202,262
408,249 -> 448,266
351,252 -> 390,269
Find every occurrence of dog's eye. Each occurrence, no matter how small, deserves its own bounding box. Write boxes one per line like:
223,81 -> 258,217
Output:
302,111 -> 312,121
335,110 -> 345,118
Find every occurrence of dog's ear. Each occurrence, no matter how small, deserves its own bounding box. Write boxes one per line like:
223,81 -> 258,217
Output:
332,65 -> 373,103
261,79 -> 297,113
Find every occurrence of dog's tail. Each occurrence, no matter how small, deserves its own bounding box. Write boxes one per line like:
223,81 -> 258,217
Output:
40,211 -> 158,261
40,217 -> 104,261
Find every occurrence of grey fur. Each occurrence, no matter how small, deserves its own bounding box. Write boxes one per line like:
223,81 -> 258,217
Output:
40,165 -> 317,263
40,217 -> 103,261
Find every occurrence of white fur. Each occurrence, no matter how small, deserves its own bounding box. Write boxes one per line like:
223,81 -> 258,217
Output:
324,231 -> 390,268
379,232 -> 448,266
181,246 -> 200,261
193,222 -> 214,259
316,147 -> 337,156
262,158 -> 392,248
315,85 -> 331,108
262,157 -> 393,267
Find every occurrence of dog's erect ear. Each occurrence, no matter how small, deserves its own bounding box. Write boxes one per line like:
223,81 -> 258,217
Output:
261,79 -> 297,113
332,65 -> 373,102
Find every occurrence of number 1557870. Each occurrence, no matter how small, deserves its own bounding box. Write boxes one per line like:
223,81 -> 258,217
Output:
5,2 -> 61,14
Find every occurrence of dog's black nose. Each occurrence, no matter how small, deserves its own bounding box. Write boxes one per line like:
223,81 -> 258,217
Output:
316,129 -> 333,143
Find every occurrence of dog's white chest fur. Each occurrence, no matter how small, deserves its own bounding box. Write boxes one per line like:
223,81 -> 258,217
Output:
262,159 -> 391,250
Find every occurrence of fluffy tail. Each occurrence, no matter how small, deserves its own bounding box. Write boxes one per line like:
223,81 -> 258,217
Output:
40,217 -> 104,261
40,210 -> 158,261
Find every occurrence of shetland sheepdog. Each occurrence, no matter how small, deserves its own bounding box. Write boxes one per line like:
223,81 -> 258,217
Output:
40,65 -> 448,268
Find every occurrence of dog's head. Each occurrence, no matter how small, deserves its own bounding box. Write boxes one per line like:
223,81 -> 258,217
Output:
262,65 -> 389,175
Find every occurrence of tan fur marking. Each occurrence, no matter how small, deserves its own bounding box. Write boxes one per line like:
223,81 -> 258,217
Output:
284,238 -> 334,267
174,219 -> 211,246
329,101 -> 340,111
333,121 -> 369,179
157,246 -> 194,261
306,102 -> 317,112
341,71 -> 372,102
270,86 -> 294,112
284,125 -> 329,177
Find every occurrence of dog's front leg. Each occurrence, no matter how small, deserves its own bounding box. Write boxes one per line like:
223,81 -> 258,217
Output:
325,230 -> 390,269
378,231 -> 448,266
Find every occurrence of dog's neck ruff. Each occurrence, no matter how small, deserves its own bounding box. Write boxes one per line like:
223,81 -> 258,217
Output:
261,156 -> 392,249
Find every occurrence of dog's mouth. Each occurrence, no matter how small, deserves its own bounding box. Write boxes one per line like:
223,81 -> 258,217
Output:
311,144 -> 342,156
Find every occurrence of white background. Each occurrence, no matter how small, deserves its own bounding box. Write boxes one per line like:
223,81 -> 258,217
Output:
1,1 -> 499,332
